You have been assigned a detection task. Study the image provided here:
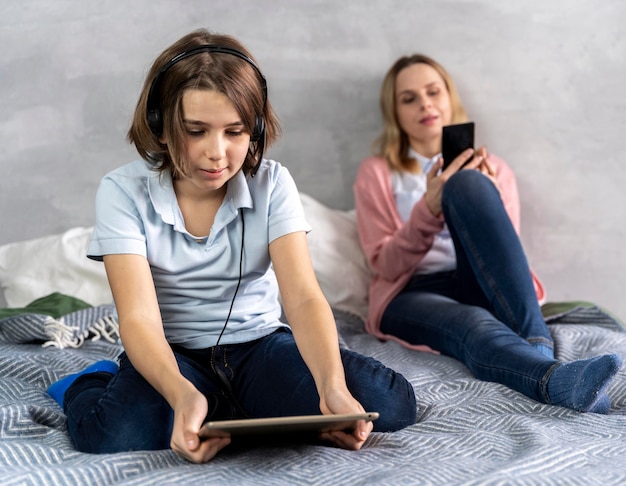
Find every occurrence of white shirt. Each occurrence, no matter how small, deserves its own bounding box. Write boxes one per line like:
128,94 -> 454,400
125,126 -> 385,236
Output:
390,149 -> 456,274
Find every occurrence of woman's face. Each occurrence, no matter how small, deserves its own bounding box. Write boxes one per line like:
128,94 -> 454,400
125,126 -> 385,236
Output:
394,62 -> 453,158
172,88 -> 251,198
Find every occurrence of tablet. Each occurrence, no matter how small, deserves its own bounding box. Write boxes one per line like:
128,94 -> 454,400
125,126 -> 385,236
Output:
199,412 -> 379,439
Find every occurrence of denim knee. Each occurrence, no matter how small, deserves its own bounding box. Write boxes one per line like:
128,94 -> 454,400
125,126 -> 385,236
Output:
443,169 -> 491,201
376,370 -> 418,432
68,407 -> 173,454
65,371 -> 174,453
341,350 -> 417,432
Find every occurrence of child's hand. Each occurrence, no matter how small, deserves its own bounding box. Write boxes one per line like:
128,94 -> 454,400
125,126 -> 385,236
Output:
170,385 -> 231,463
318,388 -> 373,451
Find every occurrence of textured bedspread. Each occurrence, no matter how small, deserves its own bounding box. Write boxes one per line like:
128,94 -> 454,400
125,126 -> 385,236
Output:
1,303 -> 625,485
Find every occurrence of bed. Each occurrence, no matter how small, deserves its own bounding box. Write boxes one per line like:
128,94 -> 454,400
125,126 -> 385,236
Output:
0,193 -> 625,485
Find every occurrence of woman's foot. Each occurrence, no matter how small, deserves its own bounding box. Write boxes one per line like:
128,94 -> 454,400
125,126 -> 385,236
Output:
47,360 -> 118,407
545,354 -> 622,413
589,393 -> 612,414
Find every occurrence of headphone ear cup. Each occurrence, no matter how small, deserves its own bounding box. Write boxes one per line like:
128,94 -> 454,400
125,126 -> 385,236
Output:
250,115 -> 265,142
147,108 -> 163,137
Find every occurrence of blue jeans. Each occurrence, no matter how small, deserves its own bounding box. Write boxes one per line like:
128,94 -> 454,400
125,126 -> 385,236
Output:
381,170 -> 556,403
64,328 -> 417,453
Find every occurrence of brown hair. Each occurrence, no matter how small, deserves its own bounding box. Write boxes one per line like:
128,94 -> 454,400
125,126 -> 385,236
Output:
373,54 -> 468,172
127,29 -> 280,177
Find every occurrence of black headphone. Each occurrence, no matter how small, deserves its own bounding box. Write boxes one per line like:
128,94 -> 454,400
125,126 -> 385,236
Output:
145,44 -> 268,176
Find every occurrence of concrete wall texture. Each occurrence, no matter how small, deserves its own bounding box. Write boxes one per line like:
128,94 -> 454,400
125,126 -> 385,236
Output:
1,1 -> 625,318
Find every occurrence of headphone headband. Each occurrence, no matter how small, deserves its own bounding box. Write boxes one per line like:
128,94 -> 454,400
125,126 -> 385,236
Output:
145,44 -> 267,176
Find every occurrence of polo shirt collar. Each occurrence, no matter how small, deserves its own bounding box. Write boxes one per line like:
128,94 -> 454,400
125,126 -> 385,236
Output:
224,170 -> 253,212
148,169 -> 253,233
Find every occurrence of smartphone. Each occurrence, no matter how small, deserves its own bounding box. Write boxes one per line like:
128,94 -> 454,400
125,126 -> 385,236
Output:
441,122 -> 475,170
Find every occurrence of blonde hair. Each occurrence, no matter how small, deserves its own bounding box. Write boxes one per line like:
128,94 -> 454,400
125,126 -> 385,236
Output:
127,29 -> 280,178
373,54 -> 468,172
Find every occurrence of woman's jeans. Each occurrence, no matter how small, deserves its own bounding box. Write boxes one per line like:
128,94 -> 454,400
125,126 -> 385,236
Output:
64,328 -> 417,453
381,170 -> 556,404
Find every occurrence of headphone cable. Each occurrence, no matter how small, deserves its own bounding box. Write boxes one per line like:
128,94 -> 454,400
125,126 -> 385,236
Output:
214,210 -> 245,348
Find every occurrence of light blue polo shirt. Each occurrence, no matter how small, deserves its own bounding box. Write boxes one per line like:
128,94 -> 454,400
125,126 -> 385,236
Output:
88,158 -> 311,349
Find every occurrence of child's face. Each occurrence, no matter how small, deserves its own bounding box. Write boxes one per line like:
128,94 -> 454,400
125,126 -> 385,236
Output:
174,88 -> 251,195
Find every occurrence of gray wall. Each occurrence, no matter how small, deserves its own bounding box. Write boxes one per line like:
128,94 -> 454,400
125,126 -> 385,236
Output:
2,1 -> 625,319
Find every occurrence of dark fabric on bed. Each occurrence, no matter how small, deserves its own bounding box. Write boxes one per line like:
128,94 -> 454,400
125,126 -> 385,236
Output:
1,303 -> 626,485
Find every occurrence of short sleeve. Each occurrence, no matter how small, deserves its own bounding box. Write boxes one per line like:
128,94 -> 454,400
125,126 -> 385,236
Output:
87,176 -> 148,261
266,165 -> 311,243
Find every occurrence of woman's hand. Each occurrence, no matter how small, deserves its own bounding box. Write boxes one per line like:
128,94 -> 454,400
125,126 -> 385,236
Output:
318,387 -> 373,451
170,382 -> 231,463
473,146 -> 499,190
425,147 -> 481,216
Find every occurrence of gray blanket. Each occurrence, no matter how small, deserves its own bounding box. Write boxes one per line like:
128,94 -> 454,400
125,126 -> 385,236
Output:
1,304 -> 625,485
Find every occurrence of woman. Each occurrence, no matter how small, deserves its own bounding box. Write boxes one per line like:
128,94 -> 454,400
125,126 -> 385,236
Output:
48,29 -> 417,464
353,53 -> 622,414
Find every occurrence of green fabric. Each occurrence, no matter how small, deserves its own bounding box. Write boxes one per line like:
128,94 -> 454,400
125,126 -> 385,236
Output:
0,292 -> 92,319
541,300 -> 597,317
542,300 -> 626,329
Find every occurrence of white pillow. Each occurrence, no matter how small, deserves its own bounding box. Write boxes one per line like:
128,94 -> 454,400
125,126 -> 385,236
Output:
300,193 -> 372,320
0,195 -> 372,318
0,227 -> 112,308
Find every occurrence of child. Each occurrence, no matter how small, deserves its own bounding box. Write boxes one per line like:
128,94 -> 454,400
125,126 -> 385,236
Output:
48,29 -> 417,464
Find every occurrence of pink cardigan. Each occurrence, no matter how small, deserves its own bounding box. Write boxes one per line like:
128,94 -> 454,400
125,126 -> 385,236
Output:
353,155 -> 546,348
